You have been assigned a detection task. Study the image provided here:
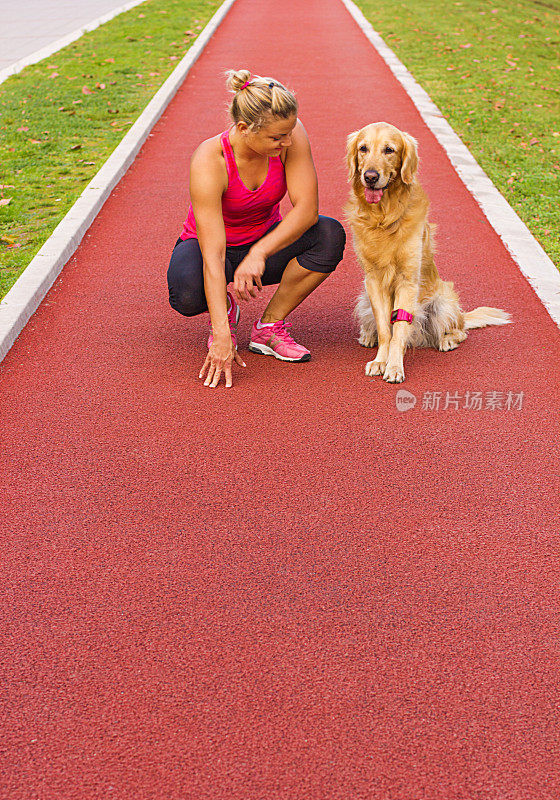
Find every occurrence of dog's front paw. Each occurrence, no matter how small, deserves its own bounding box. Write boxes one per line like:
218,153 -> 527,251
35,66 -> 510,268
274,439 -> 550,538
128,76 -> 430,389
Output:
365,359 -> 386,377
383,363 -> 405,383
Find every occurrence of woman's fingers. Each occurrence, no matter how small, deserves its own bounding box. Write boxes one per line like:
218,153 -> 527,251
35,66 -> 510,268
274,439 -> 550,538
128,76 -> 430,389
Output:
209,365 -> 222,388
201,348 -> 245,388
203,363 -> 216,386
199,352 -> 211,379
224,363 -> 233,388
233,274 -> 259,302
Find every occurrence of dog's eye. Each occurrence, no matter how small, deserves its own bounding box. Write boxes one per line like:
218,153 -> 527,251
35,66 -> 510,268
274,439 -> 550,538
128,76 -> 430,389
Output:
384,146 -> 395,154
358,144 -> 368,153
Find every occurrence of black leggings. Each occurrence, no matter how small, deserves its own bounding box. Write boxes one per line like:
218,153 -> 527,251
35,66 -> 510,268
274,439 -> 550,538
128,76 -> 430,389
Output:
167,215 -> 346,317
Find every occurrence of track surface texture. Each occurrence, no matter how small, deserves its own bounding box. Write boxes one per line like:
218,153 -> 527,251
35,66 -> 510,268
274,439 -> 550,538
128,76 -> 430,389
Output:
2,0 -> 560,798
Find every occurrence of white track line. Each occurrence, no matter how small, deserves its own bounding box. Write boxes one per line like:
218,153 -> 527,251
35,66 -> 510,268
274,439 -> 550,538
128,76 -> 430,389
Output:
340,0 -> 560,331
0,0 -> 148,86
0,0 -> 237,363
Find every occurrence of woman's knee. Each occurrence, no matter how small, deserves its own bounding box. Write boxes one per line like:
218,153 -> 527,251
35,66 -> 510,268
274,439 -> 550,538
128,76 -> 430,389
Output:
167,267 -> 206,317
319,216 -> 346,265
167,241 -> 207,316
168,285 -> 207,317
304,216 -> 345,274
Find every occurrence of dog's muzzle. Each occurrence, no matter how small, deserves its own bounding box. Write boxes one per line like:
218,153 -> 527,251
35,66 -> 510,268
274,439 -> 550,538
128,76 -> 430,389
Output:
363,169 -> 380,187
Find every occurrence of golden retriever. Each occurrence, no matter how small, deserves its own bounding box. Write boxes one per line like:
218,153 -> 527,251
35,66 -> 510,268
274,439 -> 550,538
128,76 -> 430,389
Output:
345,122 -> 511,383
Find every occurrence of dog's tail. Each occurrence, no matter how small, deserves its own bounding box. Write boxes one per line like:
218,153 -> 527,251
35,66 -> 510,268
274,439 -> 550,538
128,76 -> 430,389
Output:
464,307 -> 512,330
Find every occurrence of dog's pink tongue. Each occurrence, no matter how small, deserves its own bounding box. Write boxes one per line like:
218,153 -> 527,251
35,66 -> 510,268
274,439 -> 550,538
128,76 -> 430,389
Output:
365,187 -> 384,204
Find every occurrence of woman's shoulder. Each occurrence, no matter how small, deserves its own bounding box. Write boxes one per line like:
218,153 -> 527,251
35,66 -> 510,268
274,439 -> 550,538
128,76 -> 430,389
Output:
191,132 -> 227,168
280,119 -> 308,165
190,132 -> 228,185
283,119 -> 313,165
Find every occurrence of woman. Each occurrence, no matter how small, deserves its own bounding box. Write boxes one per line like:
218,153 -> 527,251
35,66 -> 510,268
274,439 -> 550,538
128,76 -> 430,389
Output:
167,69 -> 346,388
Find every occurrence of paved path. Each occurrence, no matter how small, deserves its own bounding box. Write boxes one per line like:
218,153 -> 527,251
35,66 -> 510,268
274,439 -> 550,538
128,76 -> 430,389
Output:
1,0 -> 559,797
0,0 -> 140,71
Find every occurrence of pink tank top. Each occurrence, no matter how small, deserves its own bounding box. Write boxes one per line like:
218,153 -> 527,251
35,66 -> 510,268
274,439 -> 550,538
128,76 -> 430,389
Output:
180,130 -> 287,246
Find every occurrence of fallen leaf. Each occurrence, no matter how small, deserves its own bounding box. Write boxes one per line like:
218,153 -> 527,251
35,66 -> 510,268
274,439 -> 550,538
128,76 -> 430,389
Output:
0,185 -> 15,189
82,85 -> 92,95
105,57 -> 115,63
17,126 -> 29,132
138,12 -> 145,17
0,198 -> 12,207
47,64 -> 58,69
48,72 -> 59,79
95,82 -> 106,89
72,99 -> 83,105
70,144 -> 82,150
110,121 -> 122,127
29,139 -> 42,144
529,137 -> 539,145
1,235 -> 16,244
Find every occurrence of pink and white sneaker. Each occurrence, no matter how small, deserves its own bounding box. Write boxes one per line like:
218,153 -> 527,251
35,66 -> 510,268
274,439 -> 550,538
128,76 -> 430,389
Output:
249,319 -> 311,362
208,291 -> 240,349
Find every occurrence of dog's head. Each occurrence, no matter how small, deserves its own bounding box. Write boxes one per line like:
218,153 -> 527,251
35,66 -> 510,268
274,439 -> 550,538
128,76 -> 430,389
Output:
346,122 -> 418,204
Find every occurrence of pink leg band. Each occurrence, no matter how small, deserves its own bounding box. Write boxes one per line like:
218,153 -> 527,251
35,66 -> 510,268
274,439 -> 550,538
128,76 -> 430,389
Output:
391,309 -> 414,324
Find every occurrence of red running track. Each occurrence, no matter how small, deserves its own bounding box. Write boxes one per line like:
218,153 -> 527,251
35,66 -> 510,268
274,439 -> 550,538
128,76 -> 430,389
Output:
1,0 -> 560,797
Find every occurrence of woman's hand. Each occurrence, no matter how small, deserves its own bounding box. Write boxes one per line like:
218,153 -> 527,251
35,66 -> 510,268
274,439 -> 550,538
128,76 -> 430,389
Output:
233,248 -> 266,302
199,334 -> 246,388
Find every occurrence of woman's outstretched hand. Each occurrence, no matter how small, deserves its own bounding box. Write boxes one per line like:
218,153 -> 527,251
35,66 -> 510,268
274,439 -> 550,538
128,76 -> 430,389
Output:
232,248 -> 266,302
199,334 -> 246,388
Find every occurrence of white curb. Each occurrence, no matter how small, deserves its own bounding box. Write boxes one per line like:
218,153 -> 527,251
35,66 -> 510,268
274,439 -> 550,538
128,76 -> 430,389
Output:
0,0 -> 150,86
340,0 -> 560,331
0,0 -> 237,363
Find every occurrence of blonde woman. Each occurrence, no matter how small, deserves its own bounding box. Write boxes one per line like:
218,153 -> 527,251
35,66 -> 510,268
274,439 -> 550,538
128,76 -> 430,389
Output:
167,69 -> 345,388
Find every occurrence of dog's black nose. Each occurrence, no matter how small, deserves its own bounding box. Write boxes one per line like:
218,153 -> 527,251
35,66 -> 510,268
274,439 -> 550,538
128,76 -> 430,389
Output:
363,169 -> 380,186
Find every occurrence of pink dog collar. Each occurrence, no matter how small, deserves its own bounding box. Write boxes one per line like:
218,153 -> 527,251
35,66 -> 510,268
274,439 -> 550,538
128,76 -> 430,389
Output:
391,309 -> 414,324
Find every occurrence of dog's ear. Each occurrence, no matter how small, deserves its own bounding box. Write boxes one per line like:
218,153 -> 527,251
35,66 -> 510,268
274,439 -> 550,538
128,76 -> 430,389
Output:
400,132 -> 418,185
346,130 -> 361,181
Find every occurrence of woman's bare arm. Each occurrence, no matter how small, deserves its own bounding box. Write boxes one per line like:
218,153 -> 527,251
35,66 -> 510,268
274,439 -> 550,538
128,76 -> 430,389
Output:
190,139 -> 245,386
232,121 -> 319,300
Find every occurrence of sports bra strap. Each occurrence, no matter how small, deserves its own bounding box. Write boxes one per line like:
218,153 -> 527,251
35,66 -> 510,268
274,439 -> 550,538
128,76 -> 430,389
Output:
220,130 -> 237,176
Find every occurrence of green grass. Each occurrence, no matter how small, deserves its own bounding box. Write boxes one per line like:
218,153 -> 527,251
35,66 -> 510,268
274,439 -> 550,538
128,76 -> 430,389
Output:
353,0 -> 560,269
0,0 -> 219,298
2,0 -> 559,299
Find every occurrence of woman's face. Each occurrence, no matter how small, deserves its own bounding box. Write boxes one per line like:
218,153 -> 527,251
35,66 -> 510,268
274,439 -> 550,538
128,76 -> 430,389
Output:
243,114 -> 298,156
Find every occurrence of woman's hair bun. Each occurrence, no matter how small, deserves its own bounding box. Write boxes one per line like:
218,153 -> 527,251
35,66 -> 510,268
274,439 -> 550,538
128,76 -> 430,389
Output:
225,69 -> 252,93
224,68 -> 298,130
